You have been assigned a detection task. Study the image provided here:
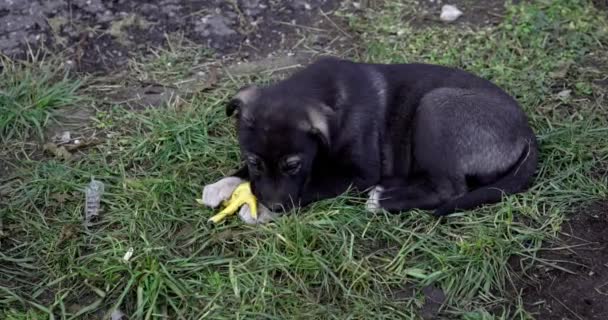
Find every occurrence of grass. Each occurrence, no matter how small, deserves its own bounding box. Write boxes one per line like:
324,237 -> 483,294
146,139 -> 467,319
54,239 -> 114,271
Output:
1,0 -> 608,318
0,53 -> 84,142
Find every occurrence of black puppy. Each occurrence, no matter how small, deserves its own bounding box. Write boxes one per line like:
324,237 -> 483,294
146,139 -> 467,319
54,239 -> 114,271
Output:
202,57 -> 538,224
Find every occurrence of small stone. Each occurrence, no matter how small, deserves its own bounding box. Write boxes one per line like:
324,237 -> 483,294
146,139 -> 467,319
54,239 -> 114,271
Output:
289,0 -> 312,11
197,14 -> 236,37
440,5 -> 463,23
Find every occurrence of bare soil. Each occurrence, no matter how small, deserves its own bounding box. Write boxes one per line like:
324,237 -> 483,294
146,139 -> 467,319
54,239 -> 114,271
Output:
0,0 -> 342,73
513,201 -> 608,319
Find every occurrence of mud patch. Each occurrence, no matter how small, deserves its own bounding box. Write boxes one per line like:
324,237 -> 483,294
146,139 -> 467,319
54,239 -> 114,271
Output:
516,201 -> 608,319
0,0 -> 342,73
101,84 -> 180,111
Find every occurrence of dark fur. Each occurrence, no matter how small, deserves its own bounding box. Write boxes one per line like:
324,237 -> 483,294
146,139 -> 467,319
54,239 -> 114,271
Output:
225,57 -> 538,216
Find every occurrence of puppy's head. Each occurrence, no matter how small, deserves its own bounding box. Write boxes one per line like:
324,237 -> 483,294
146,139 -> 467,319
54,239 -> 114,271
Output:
227,85 -> 334,211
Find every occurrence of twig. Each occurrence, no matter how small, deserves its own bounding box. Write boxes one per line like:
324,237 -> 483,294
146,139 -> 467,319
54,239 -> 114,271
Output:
549,294 -> 585,320
320,9 -> 352,39
273,20 -> 328,32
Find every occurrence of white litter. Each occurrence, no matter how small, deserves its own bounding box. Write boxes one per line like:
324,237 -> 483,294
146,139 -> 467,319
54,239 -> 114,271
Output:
557,89 -> 572,100
59,131 -> 71,144
84,178 -> 105,228
110,309 -> 125,320
122,247 -> 134,262
440,5 -> 463,23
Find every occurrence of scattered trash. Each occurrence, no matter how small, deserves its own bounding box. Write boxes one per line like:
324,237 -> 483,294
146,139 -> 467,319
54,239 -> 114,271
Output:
557,89 -> 572,100
84,178 -> 105,228
122,247 -> 134,262
110,309 -> 125,320
440,4 -> 463,22
45,132 -> 101,161
59,131 -> 72,144
43,142 -> 72,161
63,138 -> 102,151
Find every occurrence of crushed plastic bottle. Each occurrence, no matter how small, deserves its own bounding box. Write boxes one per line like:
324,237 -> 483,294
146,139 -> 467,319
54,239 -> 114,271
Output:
84,178 -> 104,228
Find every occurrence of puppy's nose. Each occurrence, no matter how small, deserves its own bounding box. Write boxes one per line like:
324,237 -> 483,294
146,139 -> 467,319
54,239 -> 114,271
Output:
267,203 -> 284,212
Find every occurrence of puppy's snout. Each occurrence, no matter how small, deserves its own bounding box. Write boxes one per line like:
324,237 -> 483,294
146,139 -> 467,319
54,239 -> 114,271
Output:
255,192 -> 284,211
260,196 -> 291,212
267,203 -> 284,211
253,182 -> 297,212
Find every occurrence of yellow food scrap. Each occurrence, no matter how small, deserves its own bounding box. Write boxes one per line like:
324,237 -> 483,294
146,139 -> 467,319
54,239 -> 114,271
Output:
203,182 -> 258,224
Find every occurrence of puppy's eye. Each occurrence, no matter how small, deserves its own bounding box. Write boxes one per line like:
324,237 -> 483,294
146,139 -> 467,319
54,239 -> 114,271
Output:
282,159 -> 301,175
247,156 -> 263,174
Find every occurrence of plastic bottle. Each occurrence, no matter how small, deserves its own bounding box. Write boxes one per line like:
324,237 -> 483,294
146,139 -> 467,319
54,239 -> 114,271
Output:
84,178 -> 104,227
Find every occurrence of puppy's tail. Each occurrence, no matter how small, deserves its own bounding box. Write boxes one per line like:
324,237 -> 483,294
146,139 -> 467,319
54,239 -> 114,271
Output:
434,138 -> 539,216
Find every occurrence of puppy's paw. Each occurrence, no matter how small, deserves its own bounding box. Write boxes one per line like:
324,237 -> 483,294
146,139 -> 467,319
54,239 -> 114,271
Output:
202,177 -> 244,208
238,203 -> 278,225
365,186 -> 385,213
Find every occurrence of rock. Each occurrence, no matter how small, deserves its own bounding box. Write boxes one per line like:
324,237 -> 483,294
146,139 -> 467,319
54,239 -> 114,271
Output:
97,10 -> 115,23
240,0 -> 266,17
289,0 -> 313,11
196,14 -> 236,37
73,0 -> 106,14
440,4 -> 463,23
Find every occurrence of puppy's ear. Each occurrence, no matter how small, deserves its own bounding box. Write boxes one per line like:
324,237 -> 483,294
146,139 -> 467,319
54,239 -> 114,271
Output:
301,104 -> 335,148
226,85 -> 259,117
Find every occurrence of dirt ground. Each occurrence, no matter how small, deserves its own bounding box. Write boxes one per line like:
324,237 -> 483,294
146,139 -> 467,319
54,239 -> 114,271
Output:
0,0 -> 341,73
513,201 -> 608,319
1,1 -> 607,319
0,0 -> 521,73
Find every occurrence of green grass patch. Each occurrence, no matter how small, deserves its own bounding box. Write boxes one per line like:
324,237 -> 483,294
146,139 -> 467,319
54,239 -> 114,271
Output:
1,0 -> 608,318
128,36 -> 215,87
0,55 -> 85,141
